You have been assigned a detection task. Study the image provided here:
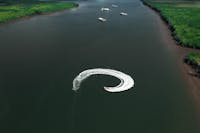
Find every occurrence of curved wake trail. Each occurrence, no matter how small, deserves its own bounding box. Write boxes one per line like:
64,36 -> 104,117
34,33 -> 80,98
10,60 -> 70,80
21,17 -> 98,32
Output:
72,68 -> 134,92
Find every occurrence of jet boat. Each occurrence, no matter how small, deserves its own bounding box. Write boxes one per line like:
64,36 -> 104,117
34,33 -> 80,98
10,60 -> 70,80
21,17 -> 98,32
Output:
112,4 -> 118,7
98,17 -> 107,22
120,12 -> 128,16
101,8 -> 110,11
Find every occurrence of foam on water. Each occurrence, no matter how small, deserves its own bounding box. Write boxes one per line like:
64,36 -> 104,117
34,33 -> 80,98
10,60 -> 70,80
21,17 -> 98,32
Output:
72,68 -> 134,92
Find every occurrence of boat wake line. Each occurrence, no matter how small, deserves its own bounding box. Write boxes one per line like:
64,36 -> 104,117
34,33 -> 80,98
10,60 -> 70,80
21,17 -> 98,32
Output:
72,68 -> 134,92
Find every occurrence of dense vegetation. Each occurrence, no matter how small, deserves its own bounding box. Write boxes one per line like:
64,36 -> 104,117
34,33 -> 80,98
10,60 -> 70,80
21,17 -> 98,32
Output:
185,53 -> 200,74
143,0 -> 200,49
0,1 -> 78,23
0,0 -> 38,4
142,0 -> 200,74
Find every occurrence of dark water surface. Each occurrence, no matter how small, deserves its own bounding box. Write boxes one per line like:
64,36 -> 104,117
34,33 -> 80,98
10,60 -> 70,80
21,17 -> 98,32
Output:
0,0 -> 199,132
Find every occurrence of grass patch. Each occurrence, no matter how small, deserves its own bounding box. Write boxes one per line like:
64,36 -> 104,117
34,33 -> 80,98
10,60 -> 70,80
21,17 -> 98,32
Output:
143,0 -> 200,49
176,4 -> 200,8
142,0 -> 200,75
0,2 -> 78,23
185,53 -> 200,73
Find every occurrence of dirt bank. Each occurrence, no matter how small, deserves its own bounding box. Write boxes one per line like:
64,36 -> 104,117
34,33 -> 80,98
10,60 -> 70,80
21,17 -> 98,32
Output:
142,0 -> 200,125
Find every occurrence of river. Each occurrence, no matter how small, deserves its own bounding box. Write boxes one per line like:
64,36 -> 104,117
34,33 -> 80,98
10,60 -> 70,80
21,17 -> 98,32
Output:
0,0 -> 199,132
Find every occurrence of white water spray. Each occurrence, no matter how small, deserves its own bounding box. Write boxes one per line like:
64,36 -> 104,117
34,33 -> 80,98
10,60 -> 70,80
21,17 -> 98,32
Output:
72,68 -> 134,92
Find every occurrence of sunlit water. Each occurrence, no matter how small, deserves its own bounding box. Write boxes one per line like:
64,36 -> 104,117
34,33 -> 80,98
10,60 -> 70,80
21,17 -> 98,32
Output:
0,0 -> 199,133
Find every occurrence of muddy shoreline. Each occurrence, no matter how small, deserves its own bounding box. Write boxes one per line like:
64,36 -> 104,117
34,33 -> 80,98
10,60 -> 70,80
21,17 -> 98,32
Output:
141,1 -> 200,75
142,0 -> 200,125
141,0 -> 200,50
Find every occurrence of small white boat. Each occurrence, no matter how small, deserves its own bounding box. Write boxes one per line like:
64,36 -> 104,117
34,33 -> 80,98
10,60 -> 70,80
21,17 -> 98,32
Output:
98,17 -> 107,22
120,12 -> 128,16
112,4 -> 118,7
101,8 -> 110,11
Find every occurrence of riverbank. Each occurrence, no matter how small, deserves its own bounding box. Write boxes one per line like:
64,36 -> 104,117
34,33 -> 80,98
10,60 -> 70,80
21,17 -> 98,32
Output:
0,1 -> 78,23
142,0 -> 200,124
141,0 -> 200,76
141,0 -> 200,49
185,53 -> 200,76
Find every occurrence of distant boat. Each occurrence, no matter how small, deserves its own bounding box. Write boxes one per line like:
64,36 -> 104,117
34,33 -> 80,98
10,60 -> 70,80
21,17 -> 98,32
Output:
112,4 -> 118,7
101,8 -> 110,11
120,12 -> 128,16
98,17 -> 107,22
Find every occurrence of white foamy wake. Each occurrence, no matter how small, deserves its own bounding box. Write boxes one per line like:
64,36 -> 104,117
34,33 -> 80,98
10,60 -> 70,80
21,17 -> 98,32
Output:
72,68 -> 134,92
